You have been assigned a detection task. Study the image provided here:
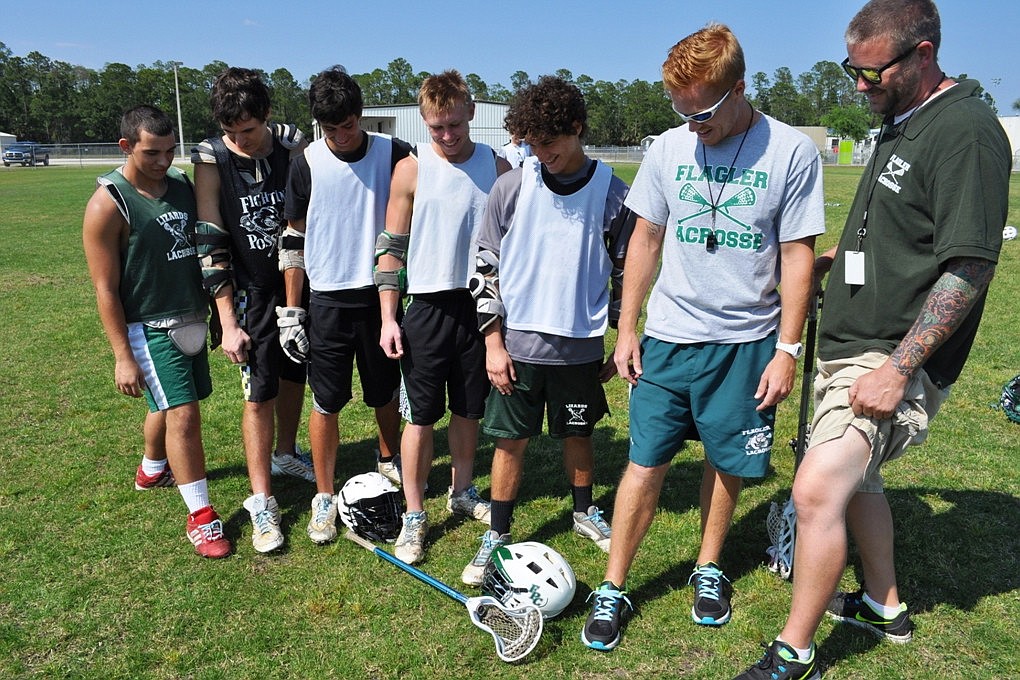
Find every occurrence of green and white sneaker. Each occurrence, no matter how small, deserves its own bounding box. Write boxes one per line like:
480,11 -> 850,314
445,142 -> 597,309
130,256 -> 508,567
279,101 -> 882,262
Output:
447,485 -> 491,523
461,529 -> 510,586
734,640 -> 820,680
244,493 -> 283,553
826,587 -> 913,643
394,511 -> 428,564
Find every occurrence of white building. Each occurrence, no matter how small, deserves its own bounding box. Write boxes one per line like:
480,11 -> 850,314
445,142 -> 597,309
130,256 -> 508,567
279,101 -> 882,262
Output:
0,131 -> 16,152
315,101 -> 511,150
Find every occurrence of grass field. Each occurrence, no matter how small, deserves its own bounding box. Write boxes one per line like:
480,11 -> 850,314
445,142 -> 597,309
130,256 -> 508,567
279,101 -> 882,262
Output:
0,162 -> 1017,679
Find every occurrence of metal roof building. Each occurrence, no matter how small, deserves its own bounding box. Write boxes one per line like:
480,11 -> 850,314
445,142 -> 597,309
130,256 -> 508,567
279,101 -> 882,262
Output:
356,101 -> 511,149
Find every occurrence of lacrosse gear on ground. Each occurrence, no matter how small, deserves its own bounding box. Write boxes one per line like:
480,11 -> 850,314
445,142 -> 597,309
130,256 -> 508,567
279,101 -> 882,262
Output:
765,499 -> 797,579
275,305 -> 309,364
999,374 -> 1020,424
336,472 -> 404,543
1003,225 -> 1017,241
469,249 -> 503,332
344,529 -> 543,663
195,220 -> 232,296
278,226 -> 305,271
482,541 -> 576,619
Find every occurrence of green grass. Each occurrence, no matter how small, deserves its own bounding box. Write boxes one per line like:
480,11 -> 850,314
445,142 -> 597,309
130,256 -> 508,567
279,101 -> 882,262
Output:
1,163 -> 1018,679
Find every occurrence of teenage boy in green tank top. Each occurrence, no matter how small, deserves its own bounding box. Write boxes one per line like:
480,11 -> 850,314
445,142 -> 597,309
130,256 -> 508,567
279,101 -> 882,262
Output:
83,105 -> 231,559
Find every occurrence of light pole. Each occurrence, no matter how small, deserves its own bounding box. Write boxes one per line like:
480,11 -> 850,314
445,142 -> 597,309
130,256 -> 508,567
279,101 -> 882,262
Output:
171,61 -> 185,159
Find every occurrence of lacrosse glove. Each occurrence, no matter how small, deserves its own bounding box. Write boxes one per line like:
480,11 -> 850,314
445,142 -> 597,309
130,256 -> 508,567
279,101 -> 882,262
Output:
276,306 -> 309,364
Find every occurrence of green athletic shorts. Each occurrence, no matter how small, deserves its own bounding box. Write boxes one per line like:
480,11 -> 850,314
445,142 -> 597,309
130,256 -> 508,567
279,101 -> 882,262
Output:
129,322 -> 212,413
482,359 -> 608,440
628,335 -> 775,477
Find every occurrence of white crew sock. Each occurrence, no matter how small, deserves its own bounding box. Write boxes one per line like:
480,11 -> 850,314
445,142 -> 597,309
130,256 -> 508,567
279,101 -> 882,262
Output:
140,457 -> 168,476
178,479 -> 210,513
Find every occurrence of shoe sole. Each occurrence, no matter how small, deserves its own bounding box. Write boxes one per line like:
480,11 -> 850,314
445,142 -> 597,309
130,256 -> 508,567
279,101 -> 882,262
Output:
691,606 -> 731,626
826,612 -> 913,643
581,630 -> 621,651
573,524 -> 611,552
307,530 -> 337,544
253,534 -> 284,553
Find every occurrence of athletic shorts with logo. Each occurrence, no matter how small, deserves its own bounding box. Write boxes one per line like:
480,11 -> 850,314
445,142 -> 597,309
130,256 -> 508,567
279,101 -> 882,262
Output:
235,286 -> 306,403
483,359 -> 609,439
128,322 -> 213,413
398,290 -> 487,425
628,334 -> 776,477
809,351 -> 948,493
307,300 -> 400,414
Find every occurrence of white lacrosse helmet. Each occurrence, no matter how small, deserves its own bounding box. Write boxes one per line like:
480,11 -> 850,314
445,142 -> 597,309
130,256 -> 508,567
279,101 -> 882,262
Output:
1003,225 -> 1017,241
482,541 -> 576,619
337,472 -> 403,543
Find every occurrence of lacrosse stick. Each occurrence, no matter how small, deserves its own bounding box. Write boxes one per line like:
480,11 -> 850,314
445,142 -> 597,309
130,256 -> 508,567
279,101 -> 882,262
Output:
344,529 -> 543,662
766,287 -> 822,579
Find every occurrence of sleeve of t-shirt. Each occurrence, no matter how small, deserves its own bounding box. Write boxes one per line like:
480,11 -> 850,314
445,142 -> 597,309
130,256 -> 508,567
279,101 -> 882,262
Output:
774,138 -> 826,242
623,137 -> 668,226
284,152 -> 311,221
476,168 -> 523,255
273,123 -> 306,151
190,138 -> 216,165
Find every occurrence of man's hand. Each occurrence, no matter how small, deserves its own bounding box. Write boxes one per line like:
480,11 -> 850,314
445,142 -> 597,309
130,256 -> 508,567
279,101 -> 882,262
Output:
486,345 -> 516,395
379,319 -> 404,359
849,360 -> 909,420
114,357 -> 146,398
220,324 -> 251,365
613,329 -> 643,386
276,306 -> 309,364
755,352 -> 796,411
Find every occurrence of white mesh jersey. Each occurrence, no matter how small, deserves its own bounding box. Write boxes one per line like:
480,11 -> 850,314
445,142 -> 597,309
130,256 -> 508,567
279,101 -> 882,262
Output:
304,133 -> 393,292
407,142 -> 498,294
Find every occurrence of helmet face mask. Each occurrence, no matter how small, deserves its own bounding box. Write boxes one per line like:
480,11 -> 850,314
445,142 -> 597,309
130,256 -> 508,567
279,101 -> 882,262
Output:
337,472 -> 404,543
482,541 -> 576,619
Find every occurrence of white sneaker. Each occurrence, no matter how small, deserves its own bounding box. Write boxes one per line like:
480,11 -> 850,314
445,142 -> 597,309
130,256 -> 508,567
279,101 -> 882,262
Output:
243,493 -> 283,553
306,492 -> 338,544
272,446 -> 316,483
573,505 -> 612,553
394,510 -> 428,564
447,485 -> 491,523
461,529 -> 510,587
375,450 -> 402,486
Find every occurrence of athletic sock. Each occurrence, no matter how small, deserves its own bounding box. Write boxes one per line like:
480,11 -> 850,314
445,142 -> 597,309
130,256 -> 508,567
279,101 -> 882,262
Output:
863,592 -> 905,619
775,638 -> 814,662
178,479 -> 211,514
140,456 -> 168,476
601,580 -> 624,592
571,484 -> 594,513
378,453 -> 395,463
489,499 -> 516,536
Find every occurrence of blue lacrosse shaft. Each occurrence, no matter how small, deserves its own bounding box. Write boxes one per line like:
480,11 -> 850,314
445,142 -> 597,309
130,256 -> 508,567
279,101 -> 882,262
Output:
347,529 -> 468,604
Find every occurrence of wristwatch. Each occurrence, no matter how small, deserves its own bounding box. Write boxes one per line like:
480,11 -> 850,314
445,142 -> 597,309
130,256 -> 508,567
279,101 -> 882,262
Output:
776,341 -> 803,359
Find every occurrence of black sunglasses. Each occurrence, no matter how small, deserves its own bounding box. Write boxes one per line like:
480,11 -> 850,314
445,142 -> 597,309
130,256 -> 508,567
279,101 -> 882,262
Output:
841,42 -> 921,85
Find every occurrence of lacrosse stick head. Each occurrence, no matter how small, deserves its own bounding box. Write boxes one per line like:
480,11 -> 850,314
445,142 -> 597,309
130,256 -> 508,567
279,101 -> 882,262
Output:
765,499 -> 797,580
465,595 -> 543,663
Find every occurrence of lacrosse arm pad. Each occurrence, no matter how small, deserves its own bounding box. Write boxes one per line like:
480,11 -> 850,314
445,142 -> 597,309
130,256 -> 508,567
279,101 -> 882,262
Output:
608,265 -> 624,329
278,226 -> 305,272
195,220 -> 232,297
469,249 -> 503,332
374,266 -> 407,293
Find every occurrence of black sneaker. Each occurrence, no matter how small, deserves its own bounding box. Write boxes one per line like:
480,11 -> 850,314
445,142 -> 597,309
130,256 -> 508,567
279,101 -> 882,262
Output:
580,581 -> 633,651
688,562 -> 732,625
826,587 -> 913,643
734,640 -> 820,680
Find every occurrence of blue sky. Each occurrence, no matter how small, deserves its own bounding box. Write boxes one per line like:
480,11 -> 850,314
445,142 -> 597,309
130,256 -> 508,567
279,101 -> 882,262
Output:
5,0 -> 1019,114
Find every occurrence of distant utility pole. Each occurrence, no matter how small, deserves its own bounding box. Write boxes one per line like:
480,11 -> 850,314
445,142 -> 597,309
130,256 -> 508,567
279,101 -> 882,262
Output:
171,61 -> 185,159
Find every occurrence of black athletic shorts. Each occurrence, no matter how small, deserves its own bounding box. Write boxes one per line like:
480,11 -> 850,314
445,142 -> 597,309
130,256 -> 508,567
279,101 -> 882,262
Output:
236,286 -> 306,403
307,299 -> 400,413
398,290 -> 487,425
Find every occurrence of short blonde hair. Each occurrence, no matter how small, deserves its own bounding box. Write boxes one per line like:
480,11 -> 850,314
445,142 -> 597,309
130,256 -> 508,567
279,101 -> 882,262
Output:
662,23 -> 745,92
418,70 -> 472,116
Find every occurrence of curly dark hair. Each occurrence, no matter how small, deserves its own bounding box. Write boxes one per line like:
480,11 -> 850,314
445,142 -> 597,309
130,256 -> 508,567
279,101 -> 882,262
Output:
504,76 -> 587,141
309,65 -> 363,124
210,67 -> 272,125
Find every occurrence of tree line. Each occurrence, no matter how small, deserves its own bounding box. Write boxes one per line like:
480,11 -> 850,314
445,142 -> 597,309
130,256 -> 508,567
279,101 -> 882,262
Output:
1,42 -> 1005,148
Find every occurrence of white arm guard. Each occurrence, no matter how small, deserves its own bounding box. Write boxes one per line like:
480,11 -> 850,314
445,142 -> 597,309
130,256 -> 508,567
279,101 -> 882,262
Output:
278,226 -> 305,272
469,249 -> 503,332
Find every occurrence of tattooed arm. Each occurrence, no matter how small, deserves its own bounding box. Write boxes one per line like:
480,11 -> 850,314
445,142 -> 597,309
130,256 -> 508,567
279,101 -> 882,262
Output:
848,257 -> 996,419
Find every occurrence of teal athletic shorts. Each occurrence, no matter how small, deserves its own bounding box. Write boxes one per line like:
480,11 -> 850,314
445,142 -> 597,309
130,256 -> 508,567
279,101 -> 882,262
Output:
128,322 -> 213,413
628,334 -> 775,477
482,359 -> 609,440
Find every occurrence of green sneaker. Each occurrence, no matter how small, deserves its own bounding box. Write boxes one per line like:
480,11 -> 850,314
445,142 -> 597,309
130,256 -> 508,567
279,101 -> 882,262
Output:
734,640 -> 820,680
826,587 -> 913,643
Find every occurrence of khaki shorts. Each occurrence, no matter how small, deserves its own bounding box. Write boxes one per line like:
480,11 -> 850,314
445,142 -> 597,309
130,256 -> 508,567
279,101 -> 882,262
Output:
809,352 -> 949,493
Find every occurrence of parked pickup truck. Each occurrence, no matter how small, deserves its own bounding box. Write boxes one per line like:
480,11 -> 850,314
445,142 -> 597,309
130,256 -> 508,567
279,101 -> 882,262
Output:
3,142 -> 51,166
